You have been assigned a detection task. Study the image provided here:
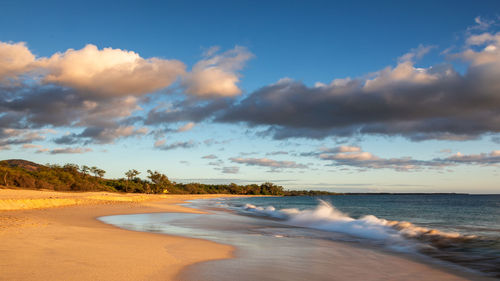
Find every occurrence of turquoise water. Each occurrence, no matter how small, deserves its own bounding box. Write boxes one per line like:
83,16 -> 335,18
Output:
222,195 -> 500,277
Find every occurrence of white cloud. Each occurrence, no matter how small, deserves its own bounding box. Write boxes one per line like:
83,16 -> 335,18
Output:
182,46 -> 253,97
460,32 -> 500,66
38,44 -> 186,96
398,44 -> 435,63
0,41 -> 35,82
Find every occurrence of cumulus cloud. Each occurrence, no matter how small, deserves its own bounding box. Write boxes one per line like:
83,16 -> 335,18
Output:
182,46 -> 253,97
0,42 -> 35,82
38,44 -> 185,96
154,140 -> 196,150
230,157 -> 307,170
218,31 -> 500,141
3,24 -> 500,153
0,41 -> 188,146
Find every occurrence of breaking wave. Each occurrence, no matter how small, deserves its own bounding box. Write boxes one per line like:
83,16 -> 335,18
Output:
239,200 -> 499,277
242,200 -> 475,247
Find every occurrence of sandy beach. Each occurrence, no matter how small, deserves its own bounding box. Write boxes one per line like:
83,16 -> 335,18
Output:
0,188 -> 237,281
0,188 -> 493,281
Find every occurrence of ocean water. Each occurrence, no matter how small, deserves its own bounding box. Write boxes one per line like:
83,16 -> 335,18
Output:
223,195 -> 500,277
99,194 -> 500,280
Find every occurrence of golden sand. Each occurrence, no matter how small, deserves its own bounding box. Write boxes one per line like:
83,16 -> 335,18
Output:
0,189 -> 236,281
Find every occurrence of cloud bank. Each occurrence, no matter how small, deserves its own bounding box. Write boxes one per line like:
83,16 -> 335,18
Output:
306,145 -> 500,171
1,23 -> 500,167
0,43 -> 250,148
219,31 -> 500,141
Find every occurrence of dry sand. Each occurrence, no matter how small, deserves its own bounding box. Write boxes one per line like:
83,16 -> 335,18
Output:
0,188 -> 492,281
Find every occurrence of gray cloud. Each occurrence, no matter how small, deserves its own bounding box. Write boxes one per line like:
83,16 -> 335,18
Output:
266,151 -> 289,156
307,145 -> 445,171
437,150 -> 500,165
144,98 -> 231,125
0,128 -> 47,150
306,145 -> 500,171
208,160 -> 224,166
202,154 -> 218,159
0,84 -> 146,145
3,29 -> 500,151
154,140 -> 196,151
221,166 -> 240,174
49,147 -> 93,154
218,32 -> 500,141
230,157 -> 307,170
0,42 -> 239,148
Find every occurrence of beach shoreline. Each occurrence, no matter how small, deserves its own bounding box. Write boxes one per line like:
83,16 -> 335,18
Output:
0,188 -> 494,281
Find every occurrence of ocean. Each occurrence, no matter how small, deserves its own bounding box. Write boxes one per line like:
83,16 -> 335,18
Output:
99,194 -> 500,280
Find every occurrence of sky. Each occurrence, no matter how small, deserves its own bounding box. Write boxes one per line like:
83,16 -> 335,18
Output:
1,0 -> 500,193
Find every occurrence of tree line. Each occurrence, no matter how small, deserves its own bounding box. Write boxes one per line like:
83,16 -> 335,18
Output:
0,159 -> 336,195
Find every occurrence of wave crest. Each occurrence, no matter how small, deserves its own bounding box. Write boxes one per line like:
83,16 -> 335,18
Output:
242,200 -> 475,249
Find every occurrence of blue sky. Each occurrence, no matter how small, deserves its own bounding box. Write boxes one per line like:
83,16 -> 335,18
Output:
1,0 -> 500,193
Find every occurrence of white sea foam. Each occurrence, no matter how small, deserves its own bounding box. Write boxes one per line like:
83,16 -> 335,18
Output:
242,200 -> 475,251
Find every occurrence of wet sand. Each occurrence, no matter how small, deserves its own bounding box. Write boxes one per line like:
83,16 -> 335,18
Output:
100,204 -> 493,281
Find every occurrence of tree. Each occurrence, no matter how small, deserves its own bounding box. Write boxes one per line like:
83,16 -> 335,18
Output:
95,168 -> 106,179
125,169 -> 140,192
2,169 -> 8,187
63,163 -> 79,173
80,165 -> 90,177
146,170 -> 172,194
91,166 -> 106,178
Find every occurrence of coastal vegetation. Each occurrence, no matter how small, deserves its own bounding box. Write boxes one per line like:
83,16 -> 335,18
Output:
0,159 -> 334,195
